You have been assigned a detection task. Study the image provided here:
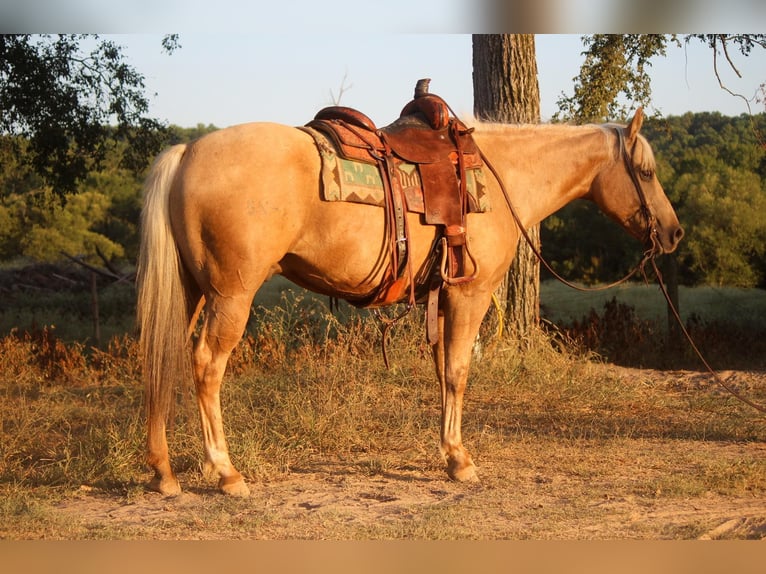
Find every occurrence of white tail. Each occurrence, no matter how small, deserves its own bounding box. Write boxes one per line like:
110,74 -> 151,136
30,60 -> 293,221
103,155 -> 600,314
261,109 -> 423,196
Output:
136,144 -> 191,458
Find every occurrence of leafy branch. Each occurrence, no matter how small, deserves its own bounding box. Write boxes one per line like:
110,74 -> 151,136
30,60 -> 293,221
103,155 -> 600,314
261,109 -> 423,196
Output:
555,34 -> 766,123
0,34 -> 176,197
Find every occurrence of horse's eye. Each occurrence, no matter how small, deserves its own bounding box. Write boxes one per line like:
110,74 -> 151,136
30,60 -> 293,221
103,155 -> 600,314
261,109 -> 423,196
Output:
639,169 -> 654,181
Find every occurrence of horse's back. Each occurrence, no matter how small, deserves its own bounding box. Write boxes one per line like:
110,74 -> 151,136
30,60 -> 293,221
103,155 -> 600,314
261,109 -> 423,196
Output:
177,122 -> 318,198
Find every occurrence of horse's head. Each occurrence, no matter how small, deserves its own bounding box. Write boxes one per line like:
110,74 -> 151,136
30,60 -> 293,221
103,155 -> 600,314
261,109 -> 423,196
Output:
588,108 -> 684,254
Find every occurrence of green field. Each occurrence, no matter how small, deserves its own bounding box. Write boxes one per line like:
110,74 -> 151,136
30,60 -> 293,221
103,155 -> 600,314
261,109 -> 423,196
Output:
541,279 -> 766,328
1,265 -> 765,370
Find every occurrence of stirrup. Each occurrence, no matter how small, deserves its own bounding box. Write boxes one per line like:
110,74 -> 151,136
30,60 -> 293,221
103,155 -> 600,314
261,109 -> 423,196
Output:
438,236 -> 479,285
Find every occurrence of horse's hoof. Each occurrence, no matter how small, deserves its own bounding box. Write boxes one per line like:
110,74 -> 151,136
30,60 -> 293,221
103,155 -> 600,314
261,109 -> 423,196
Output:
219,475 -> 250,497
447,458 -> 479,483
148,474 -> 182,496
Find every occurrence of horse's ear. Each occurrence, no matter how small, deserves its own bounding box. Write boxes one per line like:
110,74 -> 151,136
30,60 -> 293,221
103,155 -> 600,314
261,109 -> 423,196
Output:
627,107 -> 644,142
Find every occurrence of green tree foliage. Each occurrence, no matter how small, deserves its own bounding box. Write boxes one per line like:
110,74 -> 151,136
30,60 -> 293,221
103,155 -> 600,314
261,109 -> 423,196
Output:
19,190 -> 124,263
556,34 -> 670,123
645,112 -> 766,287
0,34 -> 177,197
675,166 -> 766,286
0,125 -> 216,265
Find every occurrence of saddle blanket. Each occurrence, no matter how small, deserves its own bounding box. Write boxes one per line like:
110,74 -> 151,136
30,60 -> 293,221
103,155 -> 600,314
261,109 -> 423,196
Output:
305,127 -> 490,214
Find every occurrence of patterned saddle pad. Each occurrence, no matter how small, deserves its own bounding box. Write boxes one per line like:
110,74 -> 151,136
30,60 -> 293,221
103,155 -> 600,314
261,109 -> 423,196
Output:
305,126 -> 490,215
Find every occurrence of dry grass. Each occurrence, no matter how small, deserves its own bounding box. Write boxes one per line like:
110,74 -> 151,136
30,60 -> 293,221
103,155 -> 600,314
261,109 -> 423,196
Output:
1,292 -> 765,539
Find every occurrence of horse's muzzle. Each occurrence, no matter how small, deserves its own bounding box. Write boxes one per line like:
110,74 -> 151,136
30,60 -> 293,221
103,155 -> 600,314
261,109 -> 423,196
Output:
659,224 -> 684,254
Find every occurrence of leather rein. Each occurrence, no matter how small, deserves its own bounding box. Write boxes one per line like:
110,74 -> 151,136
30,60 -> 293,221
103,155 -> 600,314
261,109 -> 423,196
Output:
481,123 -> 766,415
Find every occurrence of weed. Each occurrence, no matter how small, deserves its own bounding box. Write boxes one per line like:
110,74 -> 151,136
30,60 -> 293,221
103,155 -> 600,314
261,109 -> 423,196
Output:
555,294 -> 766,370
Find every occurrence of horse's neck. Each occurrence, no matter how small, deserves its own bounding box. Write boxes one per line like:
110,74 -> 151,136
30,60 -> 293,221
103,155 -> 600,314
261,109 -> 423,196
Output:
474,124 -> 614,229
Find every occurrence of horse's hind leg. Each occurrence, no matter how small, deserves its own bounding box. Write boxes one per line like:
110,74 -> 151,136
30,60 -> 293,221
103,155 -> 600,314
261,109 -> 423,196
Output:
193,291 -> 255,497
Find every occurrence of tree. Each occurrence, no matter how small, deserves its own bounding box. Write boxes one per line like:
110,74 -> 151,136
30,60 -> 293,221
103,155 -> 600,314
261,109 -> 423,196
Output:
675,165 -> 766,287
643,112 -> 766,288
556,34 -> 766,123
0,123 -> 218,266
472,34 -> 541,338
0,34 -> 178,197
18,189 -> 125,263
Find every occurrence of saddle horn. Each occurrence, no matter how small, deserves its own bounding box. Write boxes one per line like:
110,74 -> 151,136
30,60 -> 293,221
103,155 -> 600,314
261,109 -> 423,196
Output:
414,78 -> 431,98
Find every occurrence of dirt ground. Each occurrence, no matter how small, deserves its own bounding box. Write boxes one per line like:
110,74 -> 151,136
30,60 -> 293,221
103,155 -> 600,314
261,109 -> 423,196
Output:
43,366 -> 766,541
55,463 -> 766,540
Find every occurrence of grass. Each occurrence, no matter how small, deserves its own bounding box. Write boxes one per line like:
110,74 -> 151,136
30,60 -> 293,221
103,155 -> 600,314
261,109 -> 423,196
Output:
1,295 -> 765,538
5,261 -> 765,371
540,280 -> 766,370
1,264 -> 766,538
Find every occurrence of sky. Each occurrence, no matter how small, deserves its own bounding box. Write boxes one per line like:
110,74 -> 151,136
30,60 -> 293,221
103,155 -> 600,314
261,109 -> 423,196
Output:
114,34 -> 765,129
2,2 -> 765,128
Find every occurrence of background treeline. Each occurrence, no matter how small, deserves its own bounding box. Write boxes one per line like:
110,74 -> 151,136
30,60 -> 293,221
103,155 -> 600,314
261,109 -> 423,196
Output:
1,113 -> 765,288
542,111 -> 766,288
0,124 -> 217,266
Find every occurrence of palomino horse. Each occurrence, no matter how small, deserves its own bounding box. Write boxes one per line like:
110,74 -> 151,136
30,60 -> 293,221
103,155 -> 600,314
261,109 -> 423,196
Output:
137,107 -> 683,496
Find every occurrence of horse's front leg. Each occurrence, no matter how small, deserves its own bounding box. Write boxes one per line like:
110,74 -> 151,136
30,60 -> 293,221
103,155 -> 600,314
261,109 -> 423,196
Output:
432,288 -> 492,482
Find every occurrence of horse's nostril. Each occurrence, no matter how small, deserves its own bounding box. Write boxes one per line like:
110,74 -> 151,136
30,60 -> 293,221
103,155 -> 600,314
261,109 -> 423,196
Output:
674,226 -> 685,243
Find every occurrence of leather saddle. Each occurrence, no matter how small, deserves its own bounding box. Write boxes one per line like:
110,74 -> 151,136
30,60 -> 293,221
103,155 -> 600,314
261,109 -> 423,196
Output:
305,80 -> 482,337
308,93 -> 482,232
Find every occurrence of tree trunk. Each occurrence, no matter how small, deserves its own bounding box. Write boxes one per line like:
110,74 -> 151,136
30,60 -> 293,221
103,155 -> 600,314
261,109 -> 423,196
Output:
472,34 -> 541,338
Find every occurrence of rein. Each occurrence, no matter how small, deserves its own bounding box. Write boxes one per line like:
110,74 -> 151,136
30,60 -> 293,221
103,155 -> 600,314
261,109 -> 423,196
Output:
650,258 -> 766,414
480,123 -> 766,415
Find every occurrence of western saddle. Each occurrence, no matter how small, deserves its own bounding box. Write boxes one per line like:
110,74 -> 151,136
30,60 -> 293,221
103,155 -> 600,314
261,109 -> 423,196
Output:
305,79 -> 483,344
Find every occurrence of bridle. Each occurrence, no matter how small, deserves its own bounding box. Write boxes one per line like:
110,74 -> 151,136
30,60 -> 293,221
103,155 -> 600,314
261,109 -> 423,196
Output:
480,125 -> 661,294
615,127 -> 661,256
